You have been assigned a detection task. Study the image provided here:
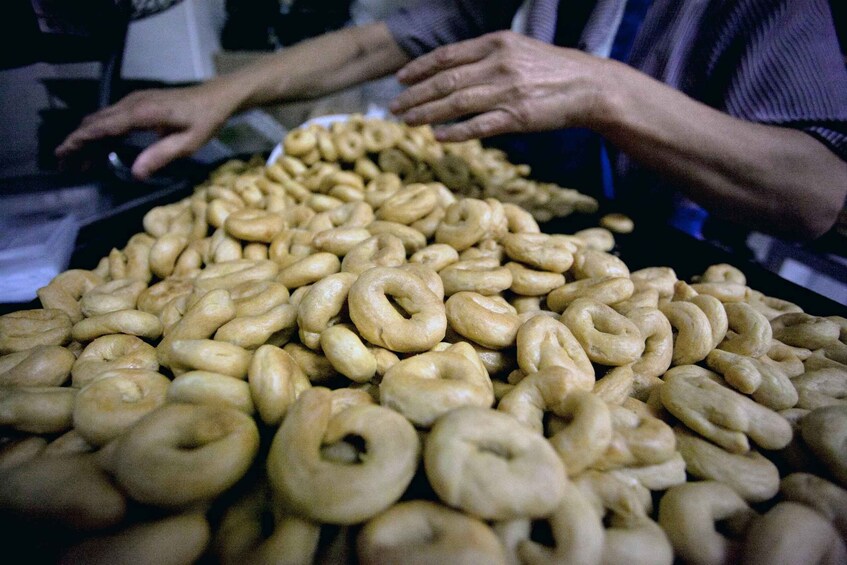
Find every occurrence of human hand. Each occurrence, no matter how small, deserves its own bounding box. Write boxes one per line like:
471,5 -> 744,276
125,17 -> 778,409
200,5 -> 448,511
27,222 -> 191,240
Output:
55,83 -> 237,180
389,31 -> 612,142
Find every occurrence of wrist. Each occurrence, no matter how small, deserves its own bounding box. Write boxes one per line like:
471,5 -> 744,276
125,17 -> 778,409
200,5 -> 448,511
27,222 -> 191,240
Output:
202,71 -> 261,116
583,57 -> 630,136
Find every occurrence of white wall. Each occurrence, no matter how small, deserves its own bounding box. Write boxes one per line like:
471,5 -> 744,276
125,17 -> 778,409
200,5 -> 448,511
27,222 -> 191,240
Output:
122,0 -> 227,82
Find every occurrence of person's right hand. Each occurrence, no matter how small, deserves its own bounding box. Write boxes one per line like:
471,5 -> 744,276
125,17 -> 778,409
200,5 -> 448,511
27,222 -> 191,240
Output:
55,82 -> 238,180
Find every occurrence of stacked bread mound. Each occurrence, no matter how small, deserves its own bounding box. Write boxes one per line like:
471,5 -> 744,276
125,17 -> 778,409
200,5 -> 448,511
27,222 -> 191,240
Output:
0,118 -> 844,564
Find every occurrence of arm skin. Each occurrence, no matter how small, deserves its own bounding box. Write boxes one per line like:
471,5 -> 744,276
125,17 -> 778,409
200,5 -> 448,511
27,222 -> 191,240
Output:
55,22 -> 410,179
390,31 -> 847,240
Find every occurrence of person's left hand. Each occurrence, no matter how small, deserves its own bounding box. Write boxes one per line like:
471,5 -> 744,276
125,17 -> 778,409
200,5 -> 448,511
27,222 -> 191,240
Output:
389,30 -> 612,141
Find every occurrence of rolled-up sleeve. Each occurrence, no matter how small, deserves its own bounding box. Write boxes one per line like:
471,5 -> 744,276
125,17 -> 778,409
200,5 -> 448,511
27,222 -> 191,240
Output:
384,0 -> 523,58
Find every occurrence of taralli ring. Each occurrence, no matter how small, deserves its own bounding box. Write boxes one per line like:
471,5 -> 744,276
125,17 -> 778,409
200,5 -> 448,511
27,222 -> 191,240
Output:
358,500 -> 506,565
267,387 -> 420,524
380,342 -> 494,427
348,267 -> 446,352
112,403 -> 259,507
561,298 -> 644,366
0,309 -> 72,354
425,406 -> 567,520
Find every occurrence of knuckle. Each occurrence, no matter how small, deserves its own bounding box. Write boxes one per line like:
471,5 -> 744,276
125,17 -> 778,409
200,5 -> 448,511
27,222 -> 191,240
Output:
495,59 -> 515,76
132,102 -> 162,124
513,82 -> 533,99
433,47 -> 454,67
436,72 -> 459,95
491,30 -> 512,48
450,91 -> 473,112
508,103 -> 532,127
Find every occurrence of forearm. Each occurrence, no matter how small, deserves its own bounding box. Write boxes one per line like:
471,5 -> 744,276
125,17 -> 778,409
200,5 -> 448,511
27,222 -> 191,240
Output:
210,22 -> 411,112
594,59 -> 847,240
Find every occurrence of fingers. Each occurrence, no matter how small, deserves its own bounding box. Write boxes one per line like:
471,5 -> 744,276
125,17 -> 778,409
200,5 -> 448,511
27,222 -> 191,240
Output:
131,131 -> 199,180
390,60 -> 495,117
433,111 -> 517,142
395,33 -> 500,84
54,91 -> 171,161
398,84 -> 504,127
55,109 -> 133,158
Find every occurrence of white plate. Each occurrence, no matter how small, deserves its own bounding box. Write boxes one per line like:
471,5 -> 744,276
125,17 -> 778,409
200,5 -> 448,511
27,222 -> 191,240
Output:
266,106 -> 388,166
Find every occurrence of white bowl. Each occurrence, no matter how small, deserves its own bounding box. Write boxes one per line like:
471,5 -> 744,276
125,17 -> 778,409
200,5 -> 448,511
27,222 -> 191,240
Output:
266,106 -> 388,166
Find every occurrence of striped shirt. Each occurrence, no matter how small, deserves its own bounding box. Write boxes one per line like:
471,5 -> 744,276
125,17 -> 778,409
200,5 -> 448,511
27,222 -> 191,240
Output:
384,0 -> 847,206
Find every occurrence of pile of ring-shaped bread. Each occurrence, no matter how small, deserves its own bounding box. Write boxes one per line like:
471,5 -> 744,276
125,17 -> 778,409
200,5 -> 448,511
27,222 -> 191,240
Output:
0,117 -> 845,565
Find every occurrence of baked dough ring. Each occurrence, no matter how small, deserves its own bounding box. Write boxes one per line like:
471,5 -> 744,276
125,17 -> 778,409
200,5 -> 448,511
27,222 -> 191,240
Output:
591,402 -> 677,471
0,345 -> 75,388
675,427 -> 780,502
0,309 -> 72,354
80,279 -> 147,318
376,183 -> 438,225
658,481 -> 752,565
626,307 -> 673,380
446,292 -> 521,349
167,339 -> 252,378
296,272 -> 357,349
501,233 -> 576,273
113,403 -> 259,507
741,502 -> 846,565
561,298 -> 644,366
247,344 -> 310,426
276,252 -> 341,289
137,278 -> 194,316
781,472 -> 847,540
515,480 -> 604,565
718,302 -> 772,358
267,387 -> 420,524
547,276 -> 634,312
213,303 -> 297,349
195,259 -> 280,293
801,405 -> 847,487
73,368 -> 170,446
659,301 -> 714,365
167,370 -> 254,414
341,233 -> 406,275
320,324 -> 378,383
516,314 -> 595,386
72,334 -> 159,388
435,199 -> 492,251
224,209 -> 285,243
0,386 -> 76,434
61,513 -> 211,565
71,309 -> 163,342
0,454 -> 126,531
661,365 -> 792,453
771,313 -> 840,350
439,258 -> 513,297
348,267 -> 447,353
358,500 -> 507,565
425,406 -> 566,520
380,343 -> 494,427
283,128 -> 317,156
36,269 -> 103,324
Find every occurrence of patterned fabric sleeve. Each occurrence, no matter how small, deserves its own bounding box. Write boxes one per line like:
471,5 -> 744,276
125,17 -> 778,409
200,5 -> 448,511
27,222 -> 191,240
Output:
699,0 -> 847,160
383,0 -> 524,58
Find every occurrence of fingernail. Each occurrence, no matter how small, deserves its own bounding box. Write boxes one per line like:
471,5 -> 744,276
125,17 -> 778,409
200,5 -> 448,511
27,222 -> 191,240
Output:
396,68 -> 408,81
